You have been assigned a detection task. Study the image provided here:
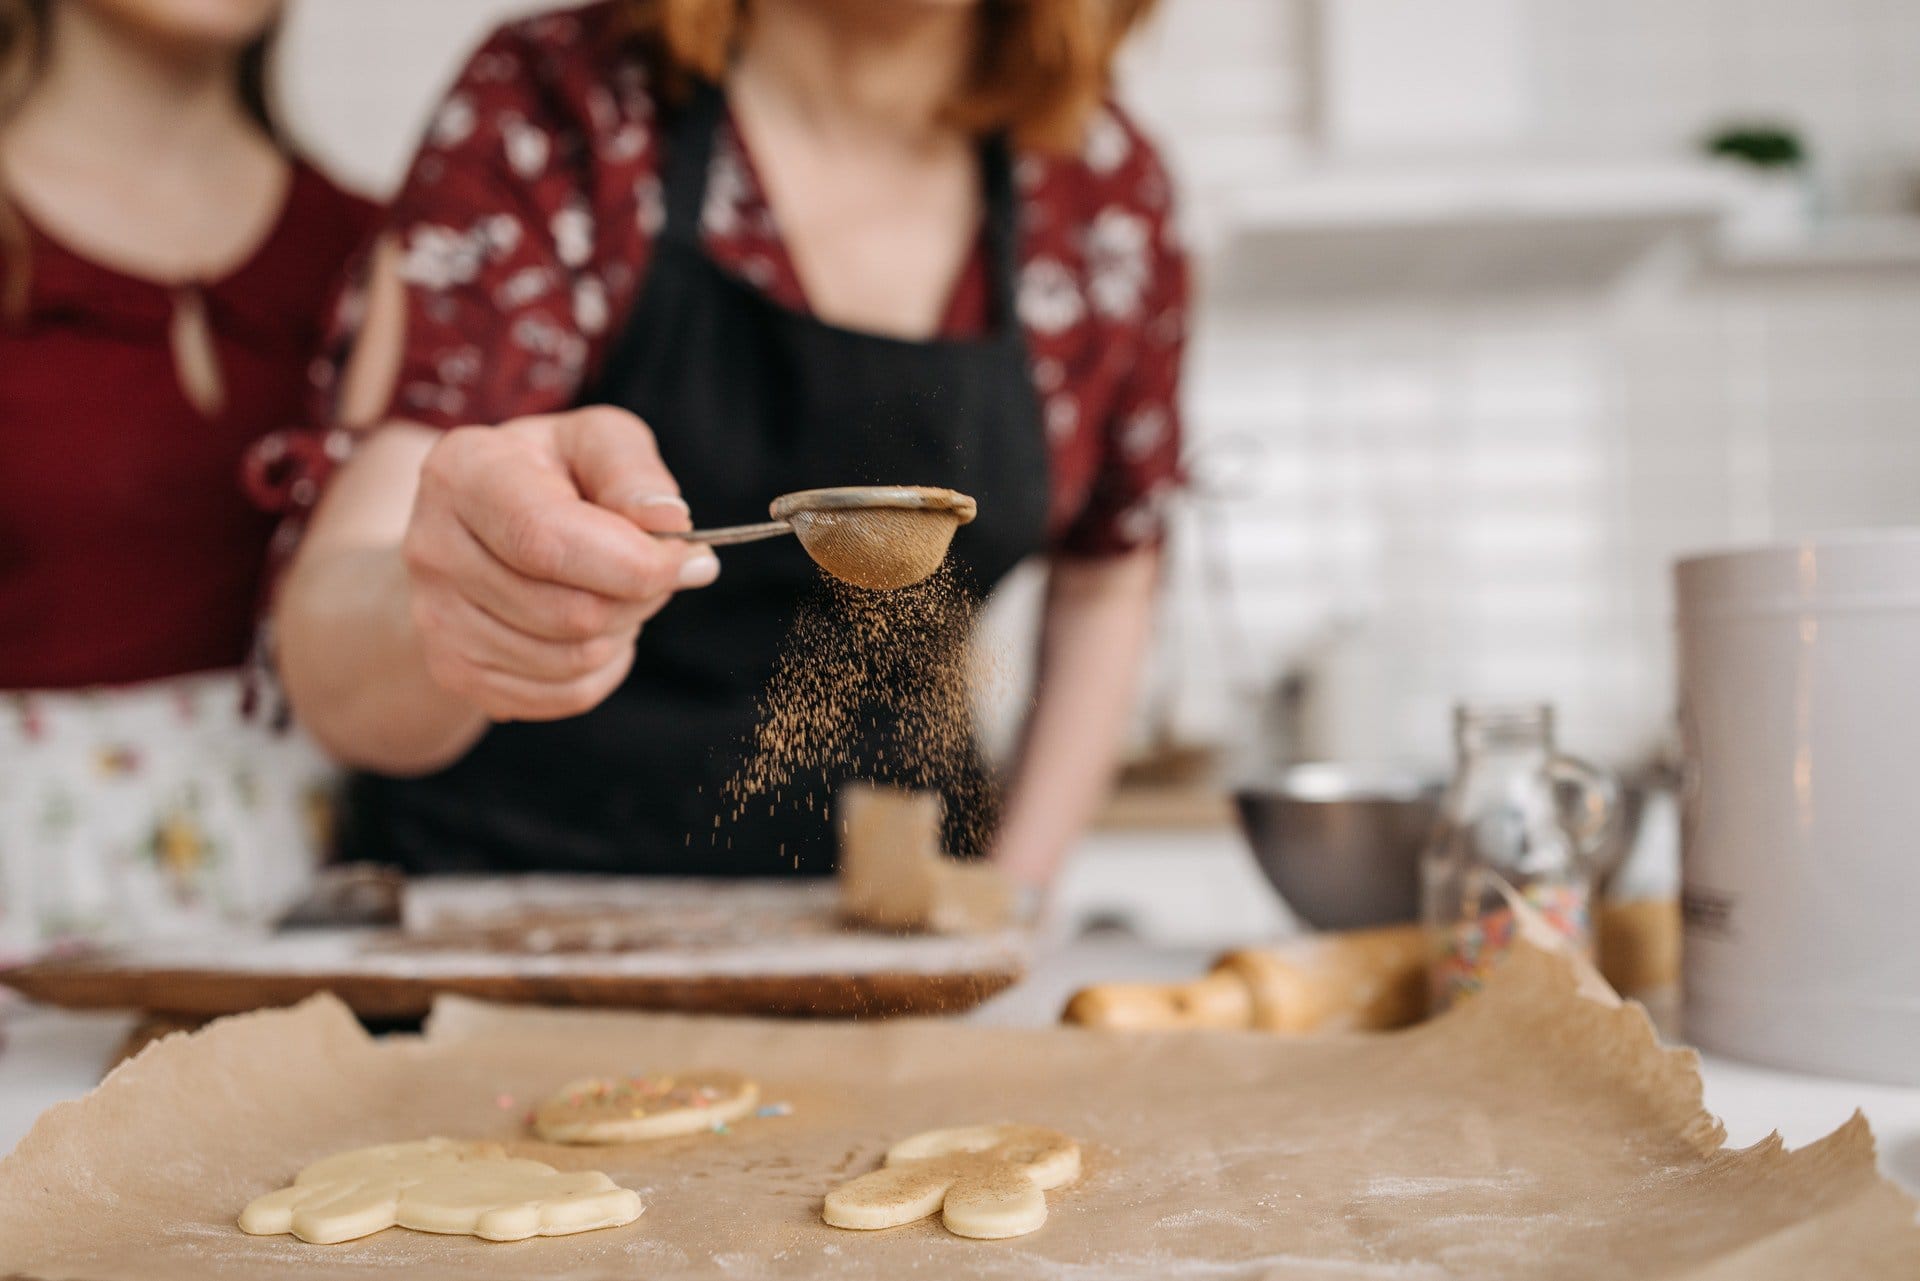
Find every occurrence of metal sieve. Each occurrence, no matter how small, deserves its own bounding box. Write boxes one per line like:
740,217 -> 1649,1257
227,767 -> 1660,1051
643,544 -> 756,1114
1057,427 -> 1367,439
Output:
663,486 -> 977,590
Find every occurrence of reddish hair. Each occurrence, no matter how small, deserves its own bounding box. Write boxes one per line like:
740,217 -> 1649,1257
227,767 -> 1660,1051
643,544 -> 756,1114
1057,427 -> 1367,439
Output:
615,0 -> 1158,152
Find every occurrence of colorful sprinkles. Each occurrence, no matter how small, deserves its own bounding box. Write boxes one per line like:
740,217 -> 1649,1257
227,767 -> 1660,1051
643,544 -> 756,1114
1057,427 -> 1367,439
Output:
524,1073 -> 788,1140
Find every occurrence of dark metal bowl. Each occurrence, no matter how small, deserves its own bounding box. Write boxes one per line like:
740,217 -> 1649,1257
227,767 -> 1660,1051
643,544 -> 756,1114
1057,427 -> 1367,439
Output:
1233,764 -> 1442,930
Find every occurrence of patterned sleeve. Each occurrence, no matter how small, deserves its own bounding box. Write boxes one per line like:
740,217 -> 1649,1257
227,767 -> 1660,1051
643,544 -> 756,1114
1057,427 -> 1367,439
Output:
362,16 -> 646,430
1052,116 -> 1190,558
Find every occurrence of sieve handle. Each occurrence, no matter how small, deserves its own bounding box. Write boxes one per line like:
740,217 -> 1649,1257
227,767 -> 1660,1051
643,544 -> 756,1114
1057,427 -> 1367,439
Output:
660,520 -> 793,547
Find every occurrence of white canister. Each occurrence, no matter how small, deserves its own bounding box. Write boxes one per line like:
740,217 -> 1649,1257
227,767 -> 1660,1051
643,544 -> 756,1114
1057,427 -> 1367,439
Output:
1675,532 -> 1920,1085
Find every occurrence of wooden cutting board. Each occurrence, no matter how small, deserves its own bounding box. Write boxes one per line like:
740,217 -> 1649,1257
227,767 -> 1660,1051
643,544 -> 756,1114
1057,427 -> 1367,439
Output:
0,878 -> 1028,1020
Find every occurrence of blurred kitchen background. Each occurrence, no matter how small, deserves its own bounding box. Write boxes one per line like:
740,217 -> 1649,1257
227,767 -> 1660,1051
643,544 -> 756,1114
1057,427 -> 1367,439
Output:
275,0 -> 1920,943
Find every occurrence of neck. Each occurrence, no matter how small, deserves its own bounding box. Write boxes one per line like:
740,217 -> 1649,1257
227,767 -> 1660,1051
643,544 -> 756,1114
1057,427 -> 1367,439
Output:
9,3 -> 254,163
733,0 -> 974,145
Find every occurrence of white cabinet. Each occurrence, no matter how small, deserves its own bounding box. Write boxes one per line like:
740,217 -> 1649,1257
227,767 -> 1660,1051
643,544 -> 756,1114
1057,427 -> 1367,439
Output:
1314,0 -> 1533,154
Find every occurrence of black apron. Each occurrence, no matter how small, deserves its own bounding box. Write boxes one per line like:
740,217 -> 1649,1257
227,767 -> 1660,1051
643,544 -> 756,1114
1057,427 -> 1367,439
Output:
342,81 -> 1049,876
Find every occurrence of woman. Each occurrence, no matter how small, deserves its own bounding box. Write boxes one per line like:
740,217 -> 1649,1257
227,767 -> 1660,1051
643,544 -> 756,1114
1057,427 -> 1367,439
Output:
0,0 -> 375,955
275,0 -> 1185,887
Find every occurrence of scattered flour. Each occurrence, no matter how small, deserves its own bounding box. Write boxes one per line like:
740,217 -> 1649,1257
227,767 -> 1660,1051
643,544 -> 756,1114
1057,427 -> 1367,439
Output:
1010,1250 -> 1452,1281
1361,1173 -> 1533,1199
1152,1208 -> 1268,1231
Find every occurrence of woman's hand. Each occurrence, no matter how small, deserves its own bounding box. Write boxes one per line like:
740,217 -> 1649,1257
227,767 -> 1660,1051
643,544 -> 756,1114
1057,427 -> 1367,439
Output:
277,241 -> 720,774
402,405 -> 719,722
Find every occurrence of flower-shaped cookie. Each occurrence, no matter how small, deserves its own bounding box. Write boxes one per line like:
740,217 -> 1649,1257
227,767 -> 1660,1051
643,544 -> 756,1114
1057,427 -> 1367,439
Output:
238,1137 -> 643,1244
823,1124 -> 1081,1239
533,1071 -> 759,1143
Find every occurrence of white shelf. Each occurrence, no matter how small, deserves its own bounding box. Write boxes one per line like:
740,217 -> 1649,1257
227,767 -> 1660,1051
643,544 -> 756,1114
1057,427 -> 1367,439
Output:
1224,158 -> 1738,232
1708,218 -> 1920,278
1203,157 -> 1739,300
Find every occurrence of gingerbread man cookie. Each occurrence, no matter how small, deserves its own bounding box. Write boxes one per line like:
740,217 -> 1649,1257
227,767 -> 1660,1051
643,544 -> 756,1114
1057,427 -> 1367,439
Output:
822,1123 -> 1081,1239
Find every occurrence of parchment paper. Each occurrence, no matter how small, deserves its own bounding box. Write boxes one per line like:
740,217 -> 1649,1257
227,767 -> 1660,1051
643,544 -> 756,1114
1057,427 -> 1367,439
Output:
1,944 -> 1915,1280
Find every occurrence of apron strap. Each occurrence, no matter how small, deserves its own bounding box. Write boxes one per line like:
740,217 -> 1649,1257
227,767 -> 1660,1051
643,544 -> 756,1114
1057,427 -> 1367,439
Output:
661,79 -> 728,249
978,134 -> 1022,338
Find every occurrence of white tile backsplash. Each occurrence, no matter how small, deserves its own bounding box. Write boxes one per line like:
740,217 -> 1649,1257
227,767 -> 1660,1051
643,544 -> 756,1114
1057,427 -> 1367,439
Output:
1155,268 -> 1920,767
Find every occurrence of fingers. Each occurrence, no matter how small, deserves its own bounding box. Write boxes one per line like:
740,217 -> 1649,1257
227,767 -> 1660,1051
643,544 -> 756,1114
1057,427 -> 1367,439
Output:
411,516 -> 655,642
421,415 -> 716,600
413,614 -> 637,722
426,590 -> 636,684
403,410 -> 721,722
432,436 -> 691,602
406,539 -> 640,720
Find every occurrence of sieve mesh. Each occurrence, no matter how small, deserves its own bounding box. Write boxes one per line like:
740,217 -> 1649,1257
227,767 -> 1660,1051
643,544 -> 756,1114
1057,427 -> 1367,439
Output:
788,507 -> 961,590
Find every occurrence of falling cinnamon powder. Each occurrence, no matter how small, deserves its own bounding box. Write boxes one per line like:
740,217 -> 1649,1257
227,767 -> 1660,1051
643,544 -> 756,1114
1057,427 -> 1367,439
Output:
724,563 -> 1003,858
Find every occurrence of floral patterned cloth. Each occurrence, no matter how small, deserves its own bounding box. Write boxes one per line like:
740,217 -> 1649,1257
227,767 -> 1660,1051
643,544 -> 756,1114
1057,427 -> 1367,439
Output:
276,1 -> 1188,557
0,671 -> 332,963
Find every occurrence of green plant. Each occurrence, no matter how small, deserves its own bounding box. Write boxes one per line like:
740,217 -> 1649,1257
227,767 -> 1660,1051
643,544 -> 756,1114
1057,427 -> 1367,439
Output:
1703,123 -> 1808,170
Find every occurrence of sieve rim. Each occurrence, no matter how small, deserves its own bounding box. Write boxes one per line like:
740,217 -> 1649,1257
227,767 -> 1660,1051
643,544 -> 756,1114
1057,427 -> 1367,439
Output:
769,486 -> 977,526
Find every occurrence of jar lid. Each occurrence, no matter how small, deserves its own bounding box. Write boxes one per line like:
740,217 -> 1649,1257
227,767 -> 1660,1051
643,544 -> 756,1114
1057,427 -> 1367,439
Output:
1675,528 -> 1920,615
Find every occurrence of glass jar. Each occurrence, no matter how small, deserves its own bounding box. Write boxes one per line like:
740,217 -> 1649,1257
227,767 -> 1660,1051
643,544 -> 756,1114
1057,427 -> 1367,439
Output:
1421,703 -> 1615,1011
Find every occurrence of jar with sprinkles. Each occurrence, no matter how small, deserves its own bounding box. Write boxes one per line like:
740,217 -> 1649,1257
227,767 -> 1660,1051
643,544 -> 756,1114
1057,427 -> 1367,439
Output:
1420,704 -> 1617,1010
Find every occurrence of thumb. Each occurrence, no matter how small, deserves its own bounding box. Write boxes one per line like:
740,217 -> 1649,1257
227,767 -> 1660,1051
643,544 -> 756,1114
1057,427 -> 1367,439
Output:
549,405 -> 693,534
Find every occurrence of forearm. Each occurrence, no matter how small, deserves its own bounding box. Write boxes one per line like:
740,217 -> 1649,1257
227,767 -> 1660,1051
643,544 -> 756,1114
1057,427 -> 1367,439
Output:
277,540 -> 487,775
274,426 -> 486,775
992,549 -> 1161,888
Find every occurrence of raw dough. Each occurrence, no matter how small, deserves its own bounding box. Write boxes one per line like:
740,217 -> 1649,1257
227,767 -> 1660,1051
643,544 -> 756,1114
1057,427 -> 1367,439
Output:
533,1072 -> 759,1144
838,785 -> 1016,934
237,1137 -> 642,1244
822,1124 -> 1081,1239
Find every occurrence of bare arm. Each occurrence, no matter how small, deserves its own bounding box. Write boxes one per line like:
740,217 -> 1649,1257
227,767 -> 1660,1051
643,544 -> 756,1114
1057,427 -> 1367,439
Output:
990,549 -> 1161,888
274,248 -> 716,775
275,425 -> 473,772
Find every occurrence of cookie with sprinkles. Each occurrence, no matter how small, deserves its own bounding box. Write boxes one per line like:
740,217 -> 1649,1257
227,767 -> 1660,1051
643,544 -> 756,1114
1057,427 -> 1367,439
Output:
532,1071 -> 760,1144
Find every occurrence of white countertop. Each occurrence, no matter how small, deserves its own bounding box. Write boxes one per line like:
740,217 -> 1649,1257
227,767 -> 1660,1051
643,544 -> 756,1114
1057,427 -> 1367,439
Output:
4,934 -> 1919,1196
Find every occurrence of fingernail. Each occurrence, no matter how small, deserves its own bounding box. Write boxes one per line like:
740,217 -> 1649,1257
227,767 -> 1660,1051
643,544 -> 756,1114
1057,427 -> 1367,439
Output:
627,492 -> 692,533
677,549 -> 720,588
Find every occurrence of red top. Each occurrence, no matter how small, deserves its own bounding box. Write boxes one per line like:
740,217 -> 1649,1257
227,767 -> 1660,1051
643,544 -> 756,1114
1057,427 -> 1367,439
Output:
300,1 -> 1187,556
0,162 -> 376,690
